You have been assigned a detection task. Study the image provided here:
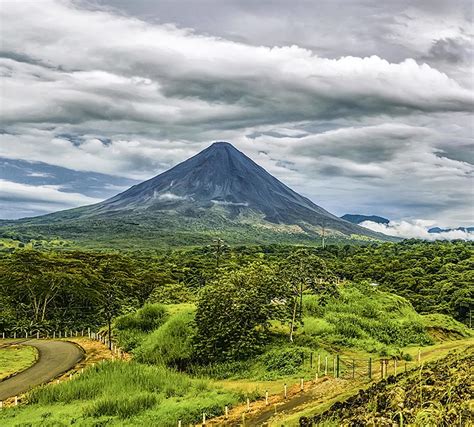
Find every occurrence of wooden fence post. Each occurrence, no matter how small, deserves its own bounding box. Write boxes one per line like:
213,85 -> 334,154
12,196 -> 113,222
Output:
336,355 -> 340,378
324,356 -> 328,376
368,357 -> 372,379
284,384 -> 287,399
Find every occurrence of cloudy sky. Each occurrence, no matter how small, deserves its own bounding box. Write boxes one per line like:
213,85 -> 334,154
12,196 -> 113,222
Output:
0,0 -> 473,233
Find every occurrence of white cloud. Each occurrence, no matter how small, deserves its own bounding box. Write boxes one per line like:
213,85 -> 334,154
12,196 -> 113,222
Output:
0,0 -> 472,225
157,192 -> 187,201
0,179 -> 102,218
361,219 -> 474,240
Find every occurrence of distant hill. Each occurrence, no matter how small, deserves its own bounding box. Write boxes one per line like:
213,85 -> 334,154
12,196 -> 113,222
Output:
341,214 -> 390,225
1,142 -> 392,249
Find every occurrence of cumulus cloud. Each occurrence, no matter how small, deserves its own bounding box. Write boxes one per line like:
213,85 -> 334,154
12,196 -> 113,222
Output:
0,0 -> 472,225
361,219 -> 474,241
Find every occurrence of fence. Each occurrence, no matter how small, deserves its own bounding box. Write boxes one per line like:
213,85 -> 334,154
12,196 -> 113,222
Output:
0,332 -> 424,424
0,328 -> 124,358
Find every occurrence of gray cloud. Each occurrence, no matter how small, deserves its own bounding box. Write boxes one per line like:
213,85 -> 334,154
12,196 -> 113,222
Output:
0,0 -> 472,226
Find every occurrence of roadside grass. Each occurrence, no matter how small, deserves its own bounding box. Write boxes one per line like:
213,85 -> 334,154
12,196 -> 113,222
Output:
0,345 -> 37,380
0,360 -> 241,426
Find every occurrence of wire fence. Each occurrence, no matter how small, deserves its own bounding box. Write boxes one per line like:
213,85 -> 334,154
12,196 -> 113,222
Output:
302,351 -> 421,381
0,328 -> 124,358
0,332 -> 424,425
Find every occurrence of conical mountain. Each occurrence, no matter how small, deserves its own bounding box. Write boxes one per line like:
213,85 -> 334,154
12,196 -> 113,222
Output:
2,142 -> 390,247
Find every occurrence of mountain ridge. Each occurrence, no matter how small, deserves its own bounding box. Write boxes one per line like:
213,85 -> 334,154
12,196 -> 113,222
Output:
1,142 -> 393,248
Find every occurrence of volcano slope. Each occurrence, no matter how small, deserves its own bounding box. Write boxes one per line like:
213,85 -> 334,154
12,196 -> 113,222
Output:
0,142 -> 391,249
301,346 -> 473,427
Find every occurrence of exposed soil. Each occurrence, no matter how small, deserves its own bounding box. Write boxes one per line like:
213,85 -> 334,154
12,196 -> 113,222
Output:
301,346 -> 474,427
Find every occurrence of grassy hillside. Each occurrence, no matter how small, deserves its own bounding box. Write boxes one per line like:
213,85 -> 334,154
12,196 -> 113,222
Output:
305,346 -> 473,426
0,284 -> 470,426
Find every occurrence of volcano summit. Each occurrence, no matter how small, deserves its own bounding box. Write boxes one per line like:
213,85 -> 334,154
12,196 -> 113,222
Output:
1,142 -> 389,248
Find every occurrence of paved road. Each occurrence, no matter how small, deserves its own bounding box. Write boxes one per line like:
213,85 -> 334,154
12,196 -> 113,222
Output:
0,340 -> 84,400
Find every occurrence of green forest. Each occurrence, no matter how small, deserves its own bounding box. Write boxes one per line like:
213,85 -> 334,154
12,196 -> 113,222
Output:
1,240 -> 472,334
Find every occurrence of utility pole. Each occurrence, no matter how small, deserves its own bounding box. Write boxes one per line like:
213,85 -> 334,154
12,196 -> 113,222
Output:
212,238 -> 225,270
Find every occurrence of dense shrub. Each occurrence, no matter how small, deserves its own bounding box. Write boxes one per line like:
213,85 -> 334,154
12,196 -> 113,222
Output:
302,283 -> 433,352
115,304 -> 168,333
260,346 -> 311,375
134,310 -> 195,369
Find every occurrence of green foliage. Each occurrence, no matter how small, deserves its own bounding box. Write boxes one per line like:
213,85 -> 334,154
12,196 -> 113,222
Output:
193,262 -> 289,363
421,313 -> 472,338
115,304 -> 168,333
134,310 -> 195,368
147,282 -> 194,304
302,317 -> 335,337
301,282 -> 433,352
22,361 -> 240,426
260,346 -> 311,375
85,393 -> 158,419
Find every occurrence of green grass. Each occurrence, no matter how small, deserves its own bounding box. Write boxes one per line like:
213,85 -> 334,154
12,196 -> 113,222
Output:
0,361 -> 241,426
134,309 -> 195,368
421,313 -> 472,339
0,345 -> 37,380
300,282 -> 434,355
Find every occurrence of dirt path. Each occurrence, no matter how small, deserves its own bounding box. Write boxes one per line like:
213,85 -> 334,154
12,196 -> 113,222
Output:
0,340 -> 84,401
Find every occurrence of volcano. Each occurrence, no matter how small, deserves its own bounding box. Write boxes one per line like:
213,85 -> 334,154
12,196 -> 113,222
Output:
1,142 -> 389,247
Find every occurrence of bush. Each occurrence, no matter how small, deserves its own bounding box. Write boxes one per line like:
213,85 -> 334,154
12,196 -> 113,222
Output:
115,304 -> 168,333
134,310 -> 195,369
260,346 -> 310,375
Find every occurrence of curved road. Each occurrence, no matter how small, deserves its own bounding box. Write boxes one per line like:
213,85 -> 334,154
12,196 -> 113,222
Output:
0,340 -> 84,400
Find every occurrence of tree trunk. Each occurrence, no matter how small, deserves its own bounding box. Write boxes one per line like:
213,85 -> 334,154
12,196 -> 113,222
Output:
289,296 -> 298,342
108,316 -> 112,350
